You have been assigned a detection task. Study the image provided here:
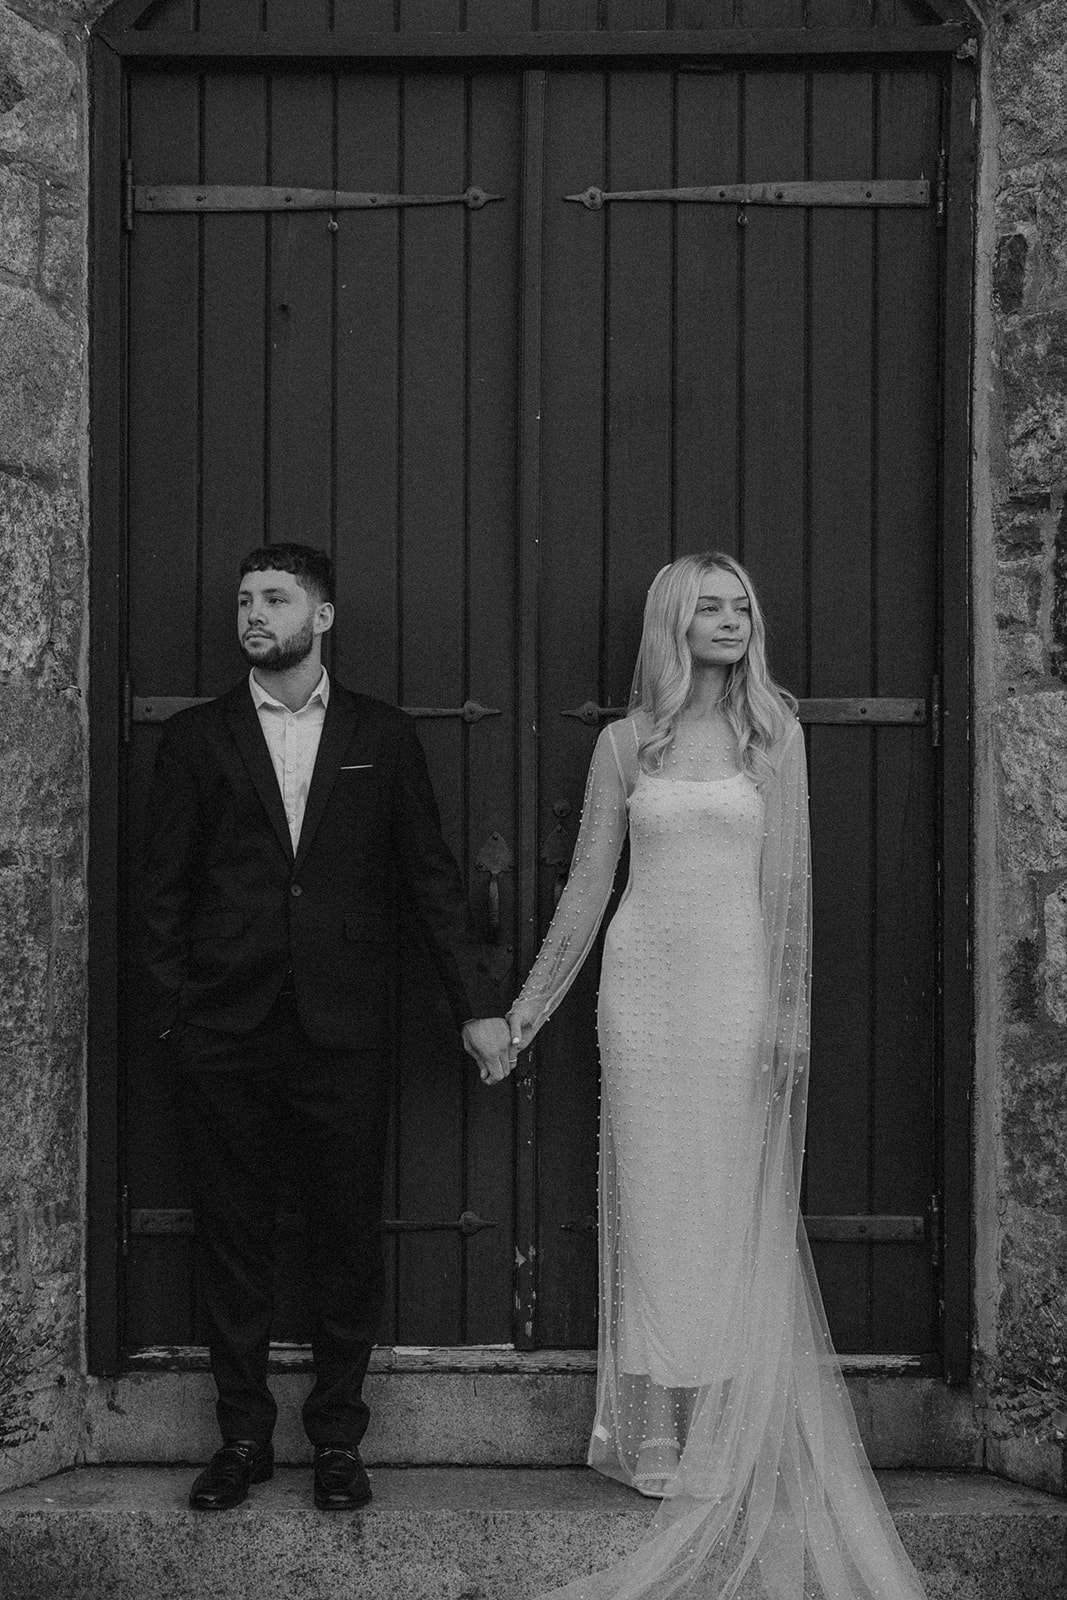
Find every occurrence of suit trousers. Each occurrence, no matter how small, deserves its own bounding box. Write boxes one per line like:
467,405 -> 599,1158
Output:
170,990 -> 391,1447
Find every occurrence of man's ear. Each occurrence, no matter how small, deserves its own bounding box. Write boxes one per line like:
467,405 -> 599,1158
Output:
314,601 -> 335,637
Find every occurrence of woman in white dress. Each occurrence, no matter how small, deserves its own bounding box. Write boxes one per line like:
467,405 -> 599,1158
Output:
505,554 -> 928,1600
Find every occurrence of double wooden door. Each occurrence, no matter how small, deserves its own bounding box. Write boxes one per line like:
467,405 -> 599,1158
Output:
121,58 -> 944,1359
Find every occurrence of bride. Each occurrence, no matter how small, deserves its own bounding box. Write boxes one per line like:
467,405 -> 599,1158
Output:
505,553 -> 927,1600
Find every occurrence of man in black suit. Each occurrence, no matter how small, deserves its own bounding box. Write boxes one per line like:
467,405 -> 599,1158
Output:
142,544 -> 512,1512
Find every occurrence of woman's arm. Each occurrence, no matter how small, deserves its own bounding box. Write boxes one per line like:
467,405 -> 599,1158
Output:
508,723 -> 630,1051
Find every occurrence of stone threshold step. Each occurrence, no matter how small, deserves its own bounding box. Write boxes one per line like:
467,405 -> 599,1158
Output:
1,1468 -> 1064,1600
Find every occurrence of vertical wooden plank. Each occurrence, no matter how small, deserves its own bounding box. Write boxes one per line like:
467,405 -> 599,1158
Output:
539,1 -> 599,27
739,0 -> 803,29
267,72 -> 334,547
940,53 -> 977,1385
513,67 -> 546,1349
674,69 -> 741,556
468,0 -> 532,26
463,72 -> 522,1342
805,71 -> 877,1352
87,35 -> 126,1375
266,0 -> 330,26
398,0 -> 461,29
333,73 -> 402,701
394,71 -> 469,1344
672,0 -> 735,24
535,68 -> 607,1346
127,70 -> 200,699
604,69 -> 674,691
334,0 -> 396,25
806,0 -> 874,25
125,68 -> 202,1354
198,0 -> 260,29
870,67 -> 941,1353
603,0 -> 669,26
199,69 -> 268,692
740,70 -> 806,688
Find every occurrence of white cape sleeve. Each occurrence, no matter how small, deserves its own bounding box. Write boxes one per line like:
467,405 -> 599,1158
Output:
513,721 -> 631,1036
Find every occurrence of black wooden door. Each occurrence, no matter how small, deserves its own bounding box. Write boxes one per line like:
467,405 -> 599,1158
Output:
120,58 -> 943,1360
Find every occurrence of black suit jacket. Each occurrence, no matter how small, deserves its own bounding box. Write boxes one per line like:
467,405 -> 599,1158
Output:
141,677 -> 492,1050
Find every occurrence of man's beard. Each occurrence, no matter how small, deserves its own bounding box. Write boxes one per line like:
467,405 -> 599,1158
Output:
241,616 -> 316,672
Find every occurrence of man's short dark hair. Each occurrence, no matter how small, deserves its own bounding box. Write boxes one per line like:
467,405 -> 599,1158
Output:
239,544 -> 335,605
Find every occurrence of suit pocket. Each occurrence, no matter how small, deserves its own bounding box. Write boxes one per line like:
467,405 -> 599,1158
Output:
344,913 -> 392,944
190,910 -> 246,945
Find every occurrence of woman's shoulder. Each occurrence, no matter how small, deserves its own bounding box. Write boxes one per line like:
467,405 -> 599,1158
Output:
598,710 -> 645,754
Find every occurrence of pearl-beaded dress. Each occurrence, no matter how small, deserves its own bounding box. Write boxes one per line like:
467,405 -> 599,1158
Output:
517,713 -> 929,1600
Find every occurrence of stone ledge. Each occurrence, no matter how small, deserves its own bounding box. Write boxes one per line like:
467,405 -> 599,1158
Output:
81,1367 -> 984,1472
0,1468 -> 1063,1600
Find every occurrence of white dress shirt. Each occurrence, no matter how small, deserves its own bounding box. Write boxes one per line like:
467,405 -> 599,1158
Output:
249,667 -> 329,852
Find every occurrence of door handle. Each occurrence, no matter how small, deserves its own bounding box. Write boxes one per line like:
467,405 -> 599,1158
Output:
475,832 -> 513,943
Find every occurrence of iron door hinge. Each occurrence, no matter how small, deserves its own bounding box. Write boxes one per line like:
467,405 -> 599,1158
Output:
934,150 -> 948,228
930,675 -> 942,748
123,159 -> 135,232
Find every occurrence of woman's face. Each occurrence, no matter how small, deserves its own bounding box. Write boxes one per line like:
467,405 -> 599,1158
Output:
685,568 -> 753,668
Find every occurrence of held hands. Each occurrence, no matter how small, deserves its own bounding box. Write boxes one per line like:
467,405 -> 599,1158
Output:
462,1017 -> 514,1085
506,1000 -> 539,1057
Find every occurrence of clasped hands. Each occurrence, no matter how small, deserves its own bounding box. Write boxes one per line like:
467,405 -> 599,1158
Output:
461,1000 -> 539,1086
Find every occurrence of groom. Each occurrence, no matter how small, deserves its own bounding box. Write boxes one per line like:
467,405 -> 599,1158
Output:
142,543 -> 511,1512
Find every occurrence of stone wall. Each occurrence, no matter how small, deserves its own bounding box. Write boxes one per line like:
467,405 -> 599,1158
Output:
0,0 -> 1064,1499
975,0 -> 1067,1499
0,0 -> 97,1493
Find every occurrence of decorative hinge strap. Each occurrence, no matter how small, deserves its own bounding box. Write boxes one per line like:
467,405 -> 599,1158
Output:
566,179 -> 929,210
134,184 -> 503,216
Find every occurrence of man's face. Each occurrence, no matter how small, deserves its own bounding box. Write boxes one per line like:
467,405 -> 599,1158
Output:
237,568 -> 328,672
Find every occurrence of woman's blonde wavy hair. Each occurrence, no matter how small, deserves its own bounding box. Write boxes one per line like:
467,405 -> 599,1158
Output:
631,552 -> 796,784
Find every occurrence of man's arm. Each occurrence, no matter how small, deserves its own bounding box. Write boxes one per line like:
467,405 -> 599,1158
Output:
142,721 -> 202,1037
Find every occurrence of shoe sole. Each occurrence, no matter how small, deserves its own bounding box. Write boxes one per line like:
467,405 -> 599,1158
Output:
189,1461 -> 274,1511
314,1487 -> 372,1511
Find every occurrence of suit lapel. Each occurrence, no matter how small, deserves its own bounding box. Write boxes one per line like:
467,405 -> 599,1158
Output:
293,683 -> 362,873
224,681 -> 295,864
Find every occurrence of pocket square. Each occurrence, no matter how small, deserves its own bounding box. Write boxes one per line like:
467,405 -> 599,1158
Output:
340,764 -> 373,771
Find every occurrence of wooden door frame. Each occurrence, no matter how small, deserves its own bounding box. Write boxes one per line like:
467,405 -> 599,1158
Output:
87,18 -> 978,1379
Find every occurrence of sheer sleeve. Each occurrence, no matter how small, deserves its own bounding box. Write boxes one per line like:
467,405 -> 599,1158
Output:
513,722 -> 631,1036
759,717 -> 812,1074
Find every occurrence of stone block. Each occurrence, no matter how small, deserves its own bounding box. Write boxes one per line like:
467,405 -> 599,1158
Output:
995,565 -> 1040,628
995,162 -> 1067,318
40,213 -> 82,311
0,286 -> 82,479
995,630 -> 1046,693
0,473 -> 84,681
0,5 -> 78,176
995,497 -> 1048,560
1000,1050 -> 1067,1208
0,853 -> 50,1044
1043,884 -> 1067,1026
999,311 -> 1067,495
0,1042 -> 82,1199
0,165 -> 39,279
995,4 -> 1067,169
988,1433 -> 1066,1499
996,690 -> 1067,872
0,684 -> 84,847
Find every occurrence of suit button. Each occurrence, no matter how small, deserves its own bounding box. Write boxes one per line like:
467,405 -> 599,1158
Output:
290,884 -> 303,897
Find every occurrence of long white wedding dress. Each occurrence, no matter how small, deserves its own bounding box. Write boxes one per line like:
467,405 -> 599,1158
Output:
515,713 -> 928,1600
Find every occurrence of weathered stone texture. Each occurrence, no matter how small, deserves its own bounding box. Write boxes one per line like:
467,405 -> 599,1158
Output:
0,163 -> 39,278
997,691 -> 1067,873
995,6 -> 1067,170
40,211 -> 82,308
0,685 -> 84,846
0,473 -> 84,680
0,5 -> 78,176
0,285 -> 82,478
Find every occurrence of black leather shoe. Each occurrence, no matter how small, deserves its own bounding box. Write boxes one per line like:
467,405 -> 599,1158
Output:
313,1443 -> 372,1510
188,1439 -> 274,1510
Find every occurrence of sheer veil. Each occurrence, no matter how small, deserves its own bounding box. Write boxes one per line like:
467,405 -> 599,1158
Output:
530,712 -> 928,1600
